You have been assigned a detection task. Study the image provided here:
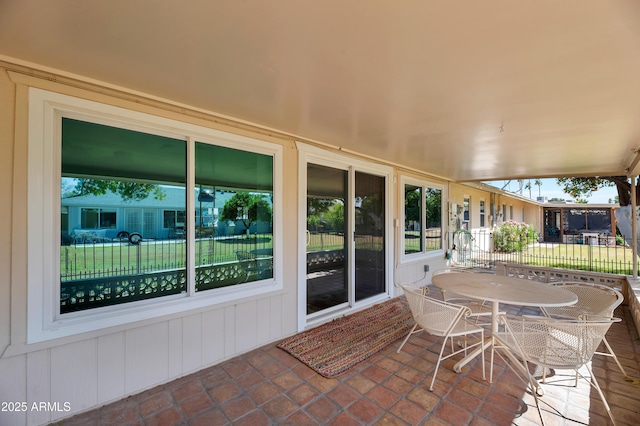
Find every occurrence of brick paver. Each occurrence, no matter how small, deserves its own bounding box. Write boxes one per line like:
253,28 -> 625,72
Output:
57,295 -> 640,425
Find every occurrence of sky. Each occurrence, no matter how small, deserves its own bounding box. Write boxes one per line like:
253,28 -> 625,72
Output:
484,179 -> 619,204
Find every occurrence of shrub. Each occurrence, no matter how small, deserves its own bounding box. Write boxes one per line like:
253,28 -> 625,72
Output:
494,221 -> 537,253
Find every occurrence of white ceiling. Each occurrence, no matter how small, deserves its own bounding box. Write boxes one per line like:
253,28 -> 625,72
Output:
2,1 -> 640,182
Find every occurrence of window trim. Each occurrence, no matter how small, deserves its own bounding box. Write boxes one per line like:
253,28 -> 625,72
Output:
399,176 -> 445,263
27,88 -> 283,344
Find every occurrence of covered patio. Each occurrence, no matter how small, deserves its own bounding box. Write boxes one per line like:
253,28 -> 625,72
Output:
60,287 -> 640,425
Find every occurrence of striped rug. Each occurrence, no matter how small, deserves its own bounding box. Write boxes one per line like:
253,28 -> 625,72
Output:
277,298 -> 414,377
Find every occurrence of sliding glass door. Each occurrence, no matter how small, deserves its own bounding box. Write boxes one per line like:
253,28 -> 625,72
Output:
304,157 -> 389,320
306,164 -> 348,314
355,171 -> 385,301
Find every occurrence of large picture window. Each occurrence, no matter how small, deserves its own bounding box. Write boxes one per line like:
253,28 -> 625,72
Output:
402,179 -> 443,258
60,118 -> 188,313
28,88 -> 282,342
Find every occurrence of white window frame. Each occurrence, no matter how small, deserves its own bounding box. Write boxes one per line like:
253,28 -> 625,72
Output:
400,176 -> 446,263
27,88 -> 283,343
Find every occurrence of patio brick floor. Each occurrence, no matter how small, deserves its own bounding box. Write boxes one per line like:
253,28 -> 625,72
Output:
56,289 -> 640,425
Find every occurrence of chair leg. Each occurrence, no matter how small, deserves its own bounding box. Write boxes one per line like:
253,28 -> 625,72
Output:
430,338 -> 449,391
480,331 -> 485,381
583,364 -> 618,426
526,361 -> 547,426
599,336 -> 628,377
490,341 -> 495,383
397,323 -> 420,353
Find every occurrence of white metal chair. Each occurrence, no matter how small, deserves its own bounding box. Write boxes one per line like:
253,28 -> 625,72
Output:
491,314 -> 620,426
541,282 -> 627,378
398,284 -> 486,391
432,268 -> 502,325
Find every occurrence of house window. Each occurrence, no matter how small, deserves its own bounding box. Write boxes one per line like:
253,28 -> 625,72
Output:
61,118 -> 188,313
462,197 -> 470,229
479,201 -> 485,227
194,143 -> 274,291
502,204 -> 507,222
163,210 -> 186,228
80,208 -> 117,229
402,179 -> 443,257
28,88 -> 282,342
404,184 -> 422,254
510,205 -> 514,220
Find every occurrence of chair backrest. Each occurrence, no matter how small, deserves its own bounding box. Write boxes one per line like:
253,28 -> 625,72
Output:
401,284 -> 470,337
543,282 -> 623,319
499,315 -> 619,368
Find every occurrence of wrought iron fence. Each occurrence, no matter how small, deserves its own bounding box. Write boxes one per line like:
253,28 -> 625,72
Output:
60,234 -> 273,281
448,228 -> 634,275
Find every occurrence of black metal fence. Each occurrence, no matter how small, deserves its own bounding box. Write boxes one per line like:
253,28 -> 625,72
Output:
60,234 -> 273,281
448,228 -> 634,275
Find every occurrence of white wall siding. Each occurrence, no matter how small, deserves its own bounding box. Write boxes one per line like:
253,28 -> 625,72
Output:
182,314 -> 203,373
26,350 -> 50,426
236,301 -> 258,354
97,333 -> 126,402
0,355 -> 27,426
125,323 -> 170,394
201,309 -> 225,364
256,298 -> 272,345
269,296 -> 285,341
223,306 -> 236,359
168,318 -> 183,379
50,340 -> 98,421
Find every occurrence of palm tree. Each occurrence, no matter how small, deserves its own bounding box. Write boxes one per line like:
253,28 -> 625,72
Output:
534,179 -> 543,198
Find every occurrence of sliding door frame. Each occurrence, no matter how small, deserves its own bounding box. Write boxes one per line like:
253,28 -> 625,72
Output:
296,142 -> 394,331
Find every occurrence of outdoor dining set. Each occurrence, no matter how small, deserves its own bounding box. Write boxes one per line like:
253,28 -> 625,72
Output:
398,268 -> 626,426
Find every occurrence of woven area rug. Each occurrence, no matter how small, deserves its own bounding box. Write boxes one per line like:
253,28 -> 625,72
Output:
277,298 -> 414,377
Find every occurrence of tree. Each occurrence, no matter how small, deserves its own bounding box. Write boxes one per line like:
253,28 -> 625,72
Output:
534,179 -> 542,198
325,202 -> 345,233
220,192 -> 272,236
524,180 -> 532,198
425,188 -> 442,227
69,178 -> 166,202
556,176 -> 639,206
404,188 -> 421,224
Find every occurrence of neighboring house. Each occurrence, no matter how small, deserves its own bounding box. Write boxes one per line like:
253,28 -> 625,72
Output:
542,203 -> 619,245
61,186 -> 270,242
